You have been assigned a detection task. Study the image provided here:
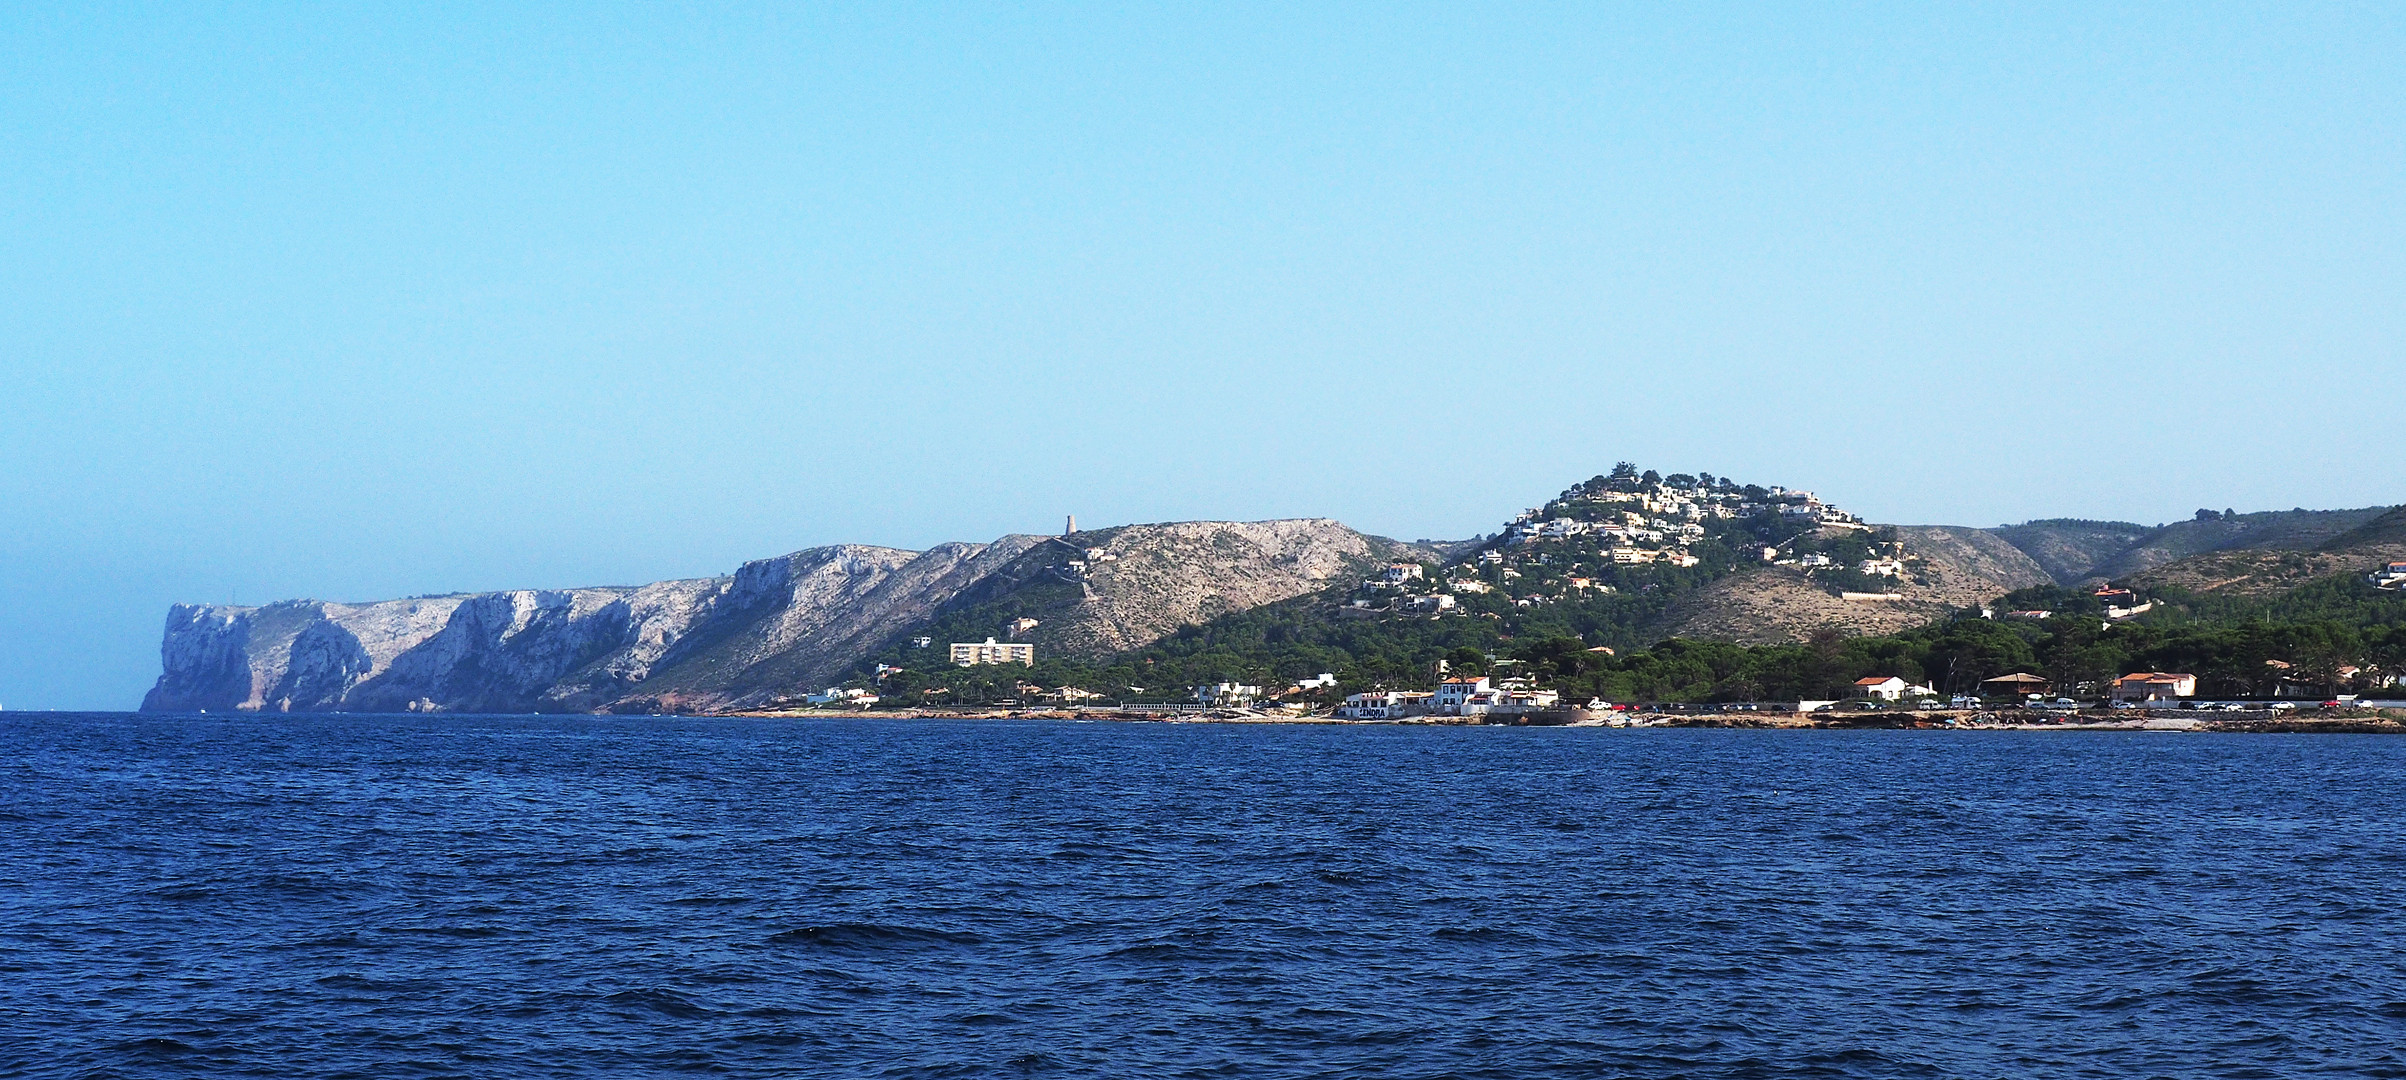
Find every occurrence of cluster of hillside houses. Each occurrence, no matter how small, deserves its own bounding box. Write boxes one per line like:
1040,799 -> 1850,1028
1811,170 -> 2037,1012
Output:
1498,483 -> 1863,567
1339,480 -> 1892,619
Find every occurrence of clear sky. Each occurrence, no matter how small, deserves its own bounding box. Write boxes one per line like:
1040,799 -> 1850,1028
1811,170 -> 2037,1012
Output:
3,3 -> 2401,709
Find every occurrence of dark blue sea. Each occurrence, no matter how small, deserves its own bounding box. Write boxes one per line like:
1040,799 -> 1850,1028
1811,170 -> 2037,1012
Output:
6,713 -> 2406,1078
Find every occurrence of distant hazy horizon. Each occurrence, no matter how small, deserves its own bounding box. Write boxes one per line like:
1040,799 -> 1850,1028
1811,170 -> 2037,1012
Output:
5,4 -> 2401,708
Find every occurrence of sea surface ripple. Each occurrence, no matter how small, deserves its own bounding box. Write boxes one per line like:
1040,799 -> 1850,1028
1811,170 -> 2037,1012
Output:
5,713 -> 2406,1078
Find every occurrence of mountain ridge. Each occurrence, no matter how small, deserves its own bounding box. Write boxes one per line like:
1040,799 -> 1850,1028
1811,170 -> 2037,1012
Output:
139,472 -> 2405,713
1987,507 -> 2394,584
141,520 -> 1417,714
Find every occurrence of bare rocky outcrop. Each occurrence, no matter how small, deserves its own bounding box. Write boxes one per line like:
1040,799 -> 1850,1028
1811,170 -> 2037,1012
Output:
606,538 -> 1048,713
139,541 -> 1036,714
1649,568 -> 1957,646
812,519 -> 1418,672
142,578 -> 730,714
1058,519 -> 1400,654
1892,526 -> 2057,604
141,522 -> 1386,714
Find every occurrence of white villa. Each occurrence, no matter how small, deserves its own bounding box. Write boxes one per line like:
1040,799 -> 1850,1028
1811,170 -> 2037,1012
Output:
951,638 -> 1035,666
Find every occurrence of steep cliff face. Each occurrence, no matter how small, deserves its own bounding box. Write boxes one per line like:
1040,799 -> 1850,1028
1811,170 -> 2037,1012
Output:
143,521 -> 1403,714
143,540 -> 1011,714
603,538 -> 1047,713
141,579 -> 729,714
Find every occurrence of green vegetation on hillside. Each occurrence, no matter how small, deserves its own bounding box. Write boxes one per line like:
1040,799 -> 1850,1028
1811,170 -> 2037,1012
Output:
845,467 -> 1867,705
842,566 -> 2406,709
827,469 -> 2406,710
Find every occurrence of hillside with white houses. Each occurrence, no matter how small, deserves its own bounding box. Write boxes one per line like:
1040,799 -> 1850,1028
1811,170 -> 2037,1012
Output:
1338,465 -> 1918,627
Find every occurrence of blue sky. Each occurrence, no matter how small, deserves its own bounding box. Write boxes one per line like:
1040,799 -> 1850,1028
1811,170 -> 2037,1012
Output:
3,3 -> 2401,708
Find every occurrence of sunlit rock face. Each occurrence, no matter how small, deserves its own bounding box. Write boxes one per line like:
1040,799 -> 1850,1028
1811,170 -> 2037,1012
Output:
140,518 -> 1447,714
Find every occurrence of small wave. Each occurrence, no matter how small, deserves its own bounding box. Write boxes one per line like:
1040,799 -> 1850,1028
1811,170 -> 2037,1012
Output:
1430,926 -> 1538,944
313,973 -> 398,990
294,932 -> 371,948
667,895 -> 753,906
106,1037 -> 196,1055
729,1031 -> 817,1046
768,923 -> 985,949
1799,1047 -> 1900,1066
949,1011 -> 1020,1026
1103,942 -> 1197,960
255,873 -> 345,896
603,988 -> 720,1019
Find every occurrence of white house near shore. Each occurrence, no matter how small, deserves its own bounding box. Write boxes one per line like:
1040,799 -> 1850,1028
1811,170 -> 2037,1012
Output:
1853,676 -> 1935,702
1195,682 -> 1263,707
1335,691 -> 1427,720
1432,677 -> 1492,715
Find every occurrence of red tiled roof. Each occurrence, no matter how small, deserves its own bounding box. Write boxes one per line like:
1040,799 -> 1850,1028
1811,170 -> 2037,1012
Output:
2115,672 -> 2193,685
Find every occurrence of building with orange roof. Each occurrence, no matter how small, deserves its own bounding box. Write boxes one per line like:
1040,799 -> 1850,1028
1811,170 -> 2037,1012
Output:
2111,672 -> 2197,703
